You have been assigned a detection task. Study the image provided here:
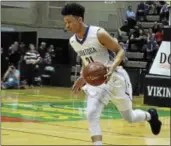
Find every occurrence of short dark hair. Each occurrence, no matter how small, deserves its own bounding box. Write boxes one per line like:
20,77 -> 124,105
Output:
61,3 -> 85,20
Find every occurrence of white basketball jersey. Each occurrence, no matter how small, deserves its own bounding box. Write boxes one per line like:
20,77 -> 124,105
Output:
69,25 -> 110,66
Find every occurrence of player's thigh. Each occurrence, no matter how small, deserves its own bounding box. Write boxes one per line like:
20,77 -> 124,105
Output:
86,95 -> 105,119
110,82 -> 132,111
109,70 -> 133,111
83,84 -> 110,106
117,67 -> 133,99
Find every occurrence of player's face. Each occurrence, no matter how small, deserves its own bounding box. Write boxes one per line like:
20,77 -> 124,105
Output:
64,15 -> 82,34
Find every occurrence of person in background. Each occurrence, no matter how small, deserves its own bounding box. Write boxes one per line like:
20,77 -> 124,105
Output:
14,41 -> 19,48
118,20 -> 130,39
47,44 -> 56,64
8,42 -> 21,68
136,21 -> 143,30
126,5 -> 137,28
128,26 -> 146,51
152,22 -> 160,33
24,44 -> 41,87
142,35 -> 159,60
119,42 -> 128,53
2,65 -> 20,89
19,42 -> 26,57
38,42 -> 47,58
147,28 -> 155,41
155,26 -> 163,46
154,1 -> 163,14
44,51 -> 52,65
146,1 -> 156,14
136,1 -> 148,21
160,2 -> 169,21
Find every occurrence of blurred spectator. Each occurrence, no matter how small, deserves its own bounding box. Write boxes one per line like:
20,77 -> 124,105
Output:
47,45 -> 56,64
8,42 -> 21,68
152,22 -> 160,33
19,42 -> 26,56
41,45 -> 55,85
160,2 -> 169,21
14,41 -> 19,48
38,42 -> 47,58
142,35 -> 159,60
44,52 -> 52,65
136,1 -> 148,21
126,5 -> 137,28
147,28 -> 155,41
129,26 -> 140,39
155,27 -> 163,46
24,44 -> 41,87
154,1 -> 163,14
118,20 -> 130,39
146,1 -> 156,14
48,45 -> 56,57
119,42 -> 128,53
136,21 -> 143,29
2,65 -> 20,89
128,26 -> 146,51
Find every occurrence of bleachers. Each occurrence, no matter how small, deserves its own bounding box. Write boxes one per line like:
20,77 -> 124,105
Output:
140,22 -> 162,28
146,15 -> 160,22
121,3 -> 167,69
125,52 -> 144,60
122,2 -> 170,95
124,61 -> 147,68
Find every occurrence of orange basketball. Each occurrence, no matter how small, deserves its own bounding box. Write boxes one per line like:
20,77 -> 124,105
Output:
82,62 -> 107,86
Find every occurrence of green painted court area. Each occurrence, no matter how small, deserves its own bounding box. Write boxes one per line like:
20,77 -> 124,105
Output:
1,87 -> 170,122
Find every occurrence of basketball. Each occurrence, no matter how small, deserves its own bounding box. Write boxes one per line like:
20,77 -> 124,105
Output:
82,62 -> 107,86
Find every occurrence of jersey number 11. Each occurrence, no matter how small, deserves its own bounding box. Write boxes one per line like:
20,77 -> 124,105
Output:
85,56 -> 94,63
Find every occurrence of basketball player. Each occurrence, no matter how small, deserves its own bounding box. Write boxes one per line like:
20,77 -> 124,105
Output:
61,3 -> 162,145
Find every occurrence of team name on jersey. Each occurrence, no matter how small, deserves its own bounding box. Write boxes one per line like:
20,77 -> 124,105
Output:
77,47 -> 97,56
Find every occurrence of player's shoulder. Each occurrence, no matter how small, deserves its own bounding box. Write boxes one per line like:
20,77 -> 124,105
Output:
90,25 -> 102,31
89,25 -> 106,37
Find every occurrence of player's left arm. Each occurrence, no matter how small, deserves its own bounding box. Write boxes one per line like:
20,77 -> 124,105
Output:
97,28 -> 125,71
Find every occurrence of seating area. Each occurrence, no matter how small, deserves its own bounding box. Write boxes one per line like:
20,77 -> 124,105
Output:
116,1 -> 170,95
118,1 -> 170,71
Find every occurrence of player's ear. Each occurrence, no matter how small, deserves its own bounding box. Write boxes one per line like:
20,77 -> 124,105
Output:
78,17 -> 83,23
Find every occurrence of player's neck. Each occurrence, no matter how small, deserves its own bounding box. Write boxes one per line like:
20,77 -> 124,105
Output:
76,24 -> 88,39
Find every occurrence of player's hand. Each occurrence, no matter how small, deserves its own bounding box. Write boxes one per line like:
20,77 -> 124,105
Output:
72,76 -> 86,94
104,65 -> 115,83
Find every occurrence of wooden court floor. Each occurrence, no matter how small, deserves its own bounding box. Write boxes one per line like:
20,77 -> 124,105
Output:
1,87 -> 170,145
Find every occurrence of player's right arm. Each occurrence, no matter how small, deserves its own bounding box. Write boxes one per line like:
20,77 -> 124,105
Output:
69,39 -> 86,94
72,60 -> 86,94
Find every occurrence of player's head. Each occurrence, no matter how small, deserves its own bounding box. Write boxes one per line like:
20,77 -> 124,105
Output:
61,3 -> 85,33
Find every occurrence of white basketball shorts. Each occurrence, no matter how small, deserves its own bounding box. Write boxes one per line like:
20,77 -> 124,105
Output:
82,66 -> 133,111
